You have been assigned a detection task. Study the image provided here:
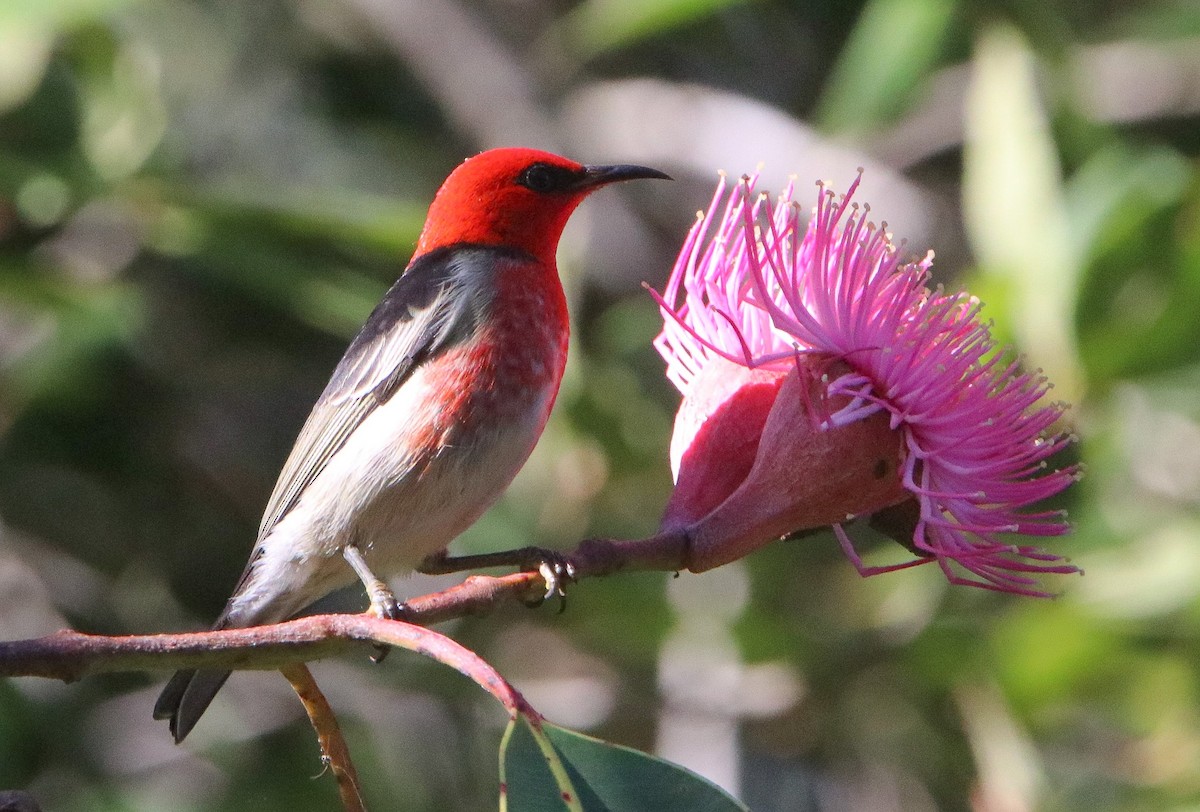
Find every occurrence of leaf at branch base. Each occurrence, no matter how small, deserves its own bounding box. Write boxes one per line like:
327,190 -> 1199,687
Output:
499,717 -> 748,812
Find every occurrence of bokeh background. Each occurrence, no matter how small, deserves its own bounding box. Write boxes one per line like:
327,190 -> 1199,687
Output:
1,0 -> 1198,810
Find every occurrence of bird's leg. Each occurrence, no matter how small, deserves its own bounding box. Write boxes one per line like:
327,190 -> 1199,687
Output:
343,543 -> 405,663
417,547 -> 577,608
343,543 -> 404,620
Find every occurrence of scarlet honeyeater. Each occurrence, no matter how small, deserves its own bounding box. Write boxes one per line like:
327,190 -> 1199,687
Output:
155,148 -> 669,742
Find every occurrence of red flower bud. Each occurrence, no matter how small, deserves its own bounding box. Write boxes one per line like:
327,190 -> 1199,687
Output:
662,358 -> 786,532
680,358 -> 908,572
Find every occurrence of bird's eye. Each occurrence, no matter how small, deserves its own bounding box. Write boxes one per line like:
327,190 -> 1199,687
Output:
518,163 -> 562,193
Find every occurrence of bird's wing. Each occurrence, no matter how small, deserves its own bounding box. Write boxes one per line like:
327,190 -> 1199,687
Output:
256,246 -> 496,539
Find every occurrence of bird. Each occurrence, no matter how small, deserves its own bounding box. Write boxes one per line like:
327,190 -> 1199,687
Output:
154,147 -> 670,742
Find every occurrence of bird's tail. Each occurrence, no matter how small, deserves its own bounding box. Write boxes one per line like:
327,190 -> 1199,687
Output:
154,549 -> 307,742
153,667 -> 232,743
153,604 -> 246,743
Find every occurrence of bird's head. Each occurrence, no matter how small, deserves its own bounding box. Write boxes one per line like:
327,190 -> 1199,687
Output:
415,147 -> 670,265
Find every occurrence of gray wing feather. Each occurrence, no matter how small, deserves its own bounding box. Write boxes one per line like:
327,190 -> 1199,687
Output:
255,249 -> 491,539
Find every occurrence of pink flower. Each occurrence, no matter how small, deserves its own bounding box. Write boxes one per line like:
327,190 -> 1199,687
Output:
653,171 -> 1079,596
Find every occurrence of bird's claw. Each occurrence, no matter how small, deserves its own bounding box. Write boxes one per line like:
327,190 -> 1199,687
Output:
372,593 -> 406,622
368,588 -> 406,663
540,557 -> 577,602
521,554 -> 576,612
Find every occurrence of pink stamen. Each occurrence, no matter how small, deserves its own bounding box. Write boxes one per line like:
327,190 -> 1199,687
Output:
653,171 -> 1078,595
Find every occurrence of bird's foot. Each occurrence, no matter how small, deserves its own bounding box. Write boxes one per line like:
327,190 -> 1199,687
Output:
367,586 -> 408,664
368,584 -> 406,622
526,554 -> 577,612
417,546 -> 577,612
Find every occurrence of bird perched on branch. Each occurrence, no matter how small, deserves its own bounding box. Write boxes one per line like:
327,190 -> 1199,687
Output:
155,148 -> 669,742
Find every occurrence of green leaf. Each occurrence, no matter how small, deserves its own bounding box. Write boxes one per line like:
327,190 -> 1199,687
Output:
0,23 -> 53,113
500,718 -> 748,812
562,0 -> 746,57
1109,0 -> 1200,39
154,191 -> 423,338
817,0 -> 957,133
0,0 -> 140,28
1068,146 -> 1200,382
0,272 -> 144,407
1065,145 -> 1189,265
962,23 -> 1082,401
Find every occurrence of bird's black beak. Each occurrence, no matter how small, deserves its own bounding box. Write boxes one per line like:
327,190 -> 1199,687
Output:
575,163 -> 672,190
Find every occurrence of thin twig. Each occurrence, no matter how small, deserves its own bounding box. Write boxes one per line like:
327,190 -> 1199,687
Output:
282,663 -> 367,812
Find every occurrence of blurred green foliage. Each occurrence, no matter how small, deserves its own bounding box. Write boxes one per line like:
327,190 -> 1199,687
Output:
1,0 -> 1199,810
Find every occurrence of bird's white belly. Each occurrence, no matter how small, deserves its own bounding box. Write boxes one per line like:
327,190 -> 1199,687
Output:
227,363 -> 554,624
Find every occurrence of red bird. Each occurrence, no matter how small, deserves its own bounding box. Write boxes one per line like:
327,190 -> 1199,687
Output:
155,148 -> 669,742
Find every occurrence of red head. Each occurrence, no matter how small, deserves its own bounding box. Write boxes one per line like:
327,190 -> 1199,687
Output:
415,148 -> 669,266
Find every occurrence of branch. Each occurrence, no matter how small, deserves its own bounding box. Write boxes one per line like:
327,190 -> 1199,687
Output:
389,530 -> 691,623
0,531 -> 691,812
0,531 -> 691,682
